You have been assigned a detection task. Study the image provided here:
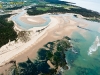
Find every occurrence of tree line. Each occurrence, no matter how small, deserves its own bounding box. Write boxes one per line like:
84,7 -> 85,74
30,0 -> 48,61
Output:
27,5 -> 100,19
0,14 -> 17,47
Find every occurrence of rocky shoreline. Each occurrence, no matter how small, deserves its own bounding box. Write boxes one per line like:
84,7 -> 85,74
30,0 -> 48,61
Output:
0,36 -> 71,75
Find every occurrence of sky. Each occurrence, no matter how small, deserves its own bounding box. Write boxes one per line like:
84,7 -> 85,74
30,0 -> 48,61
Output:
61,0 -> 100,13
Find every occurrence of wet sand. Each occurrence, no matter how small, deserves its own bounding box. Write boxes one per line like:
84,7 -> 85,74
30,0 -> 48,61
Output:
0,11 -> 87,74
20,14 -> 46,24
11,16 -> 80,63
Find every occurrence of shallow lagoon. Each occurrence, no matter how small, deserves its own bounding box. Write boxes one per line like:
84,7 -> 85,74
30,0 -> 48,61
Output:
12,10 -> 51,30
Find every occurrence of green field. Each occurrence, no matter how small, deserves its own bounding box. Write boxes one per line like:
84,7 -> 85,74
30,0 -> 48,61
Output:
0,4 -> 2,9
37,7 -> 50,11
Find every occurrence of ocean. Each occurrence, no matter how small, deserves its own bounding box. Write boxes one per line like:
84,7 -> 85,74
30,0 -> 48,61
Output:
59,0 -> 100,75
62,15 -> 100,75
61,0 -> 100,13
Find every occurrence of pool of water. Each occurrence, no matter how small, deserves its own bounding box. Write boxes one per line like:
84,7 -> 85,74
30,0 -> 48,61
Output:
12,10 -> 51,30
63,18 -> 100,75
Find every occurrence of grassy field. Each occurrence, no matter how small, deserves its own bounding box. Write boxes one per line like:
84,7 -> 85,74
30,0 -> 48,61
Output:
62,5 -> 77,9
37,7 -> 50,11
0,4 -> 2,9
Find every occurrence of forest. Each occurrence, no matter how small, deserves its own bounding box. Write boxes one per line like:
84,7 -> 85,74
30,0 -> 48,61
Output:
27,4 -> 100,22
0,14 -> 17,47
6,6 -> 23,10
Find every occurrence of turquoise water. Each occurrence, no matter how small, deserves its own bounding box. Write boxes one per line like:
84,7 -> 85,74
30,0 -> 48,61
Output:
12,10 -> 51,30
63,19 -> 100,75
12,9 -> 100,75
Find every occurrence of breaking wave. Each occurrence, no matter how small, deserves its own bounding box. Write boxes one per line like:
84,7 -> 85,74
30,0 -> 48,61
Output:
88,36 -> 100,55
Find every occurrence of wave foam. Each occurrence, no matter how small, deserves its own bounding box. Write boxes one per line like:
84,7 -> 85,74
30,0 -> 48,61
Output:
88,36 -> 100,55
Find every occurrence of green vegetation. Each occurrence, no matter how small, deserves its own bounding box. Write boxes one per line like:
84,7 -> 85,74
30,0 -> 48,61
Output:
27,4 -> 100,18
2,0 -> 100,22
8,36 -> 71,75
27,5 -> 65,15
0,14 -> 17,47
9,2 -> 24,5
62,5 -> 76,9
6,6 -> 23,10
85,17 -> 100,22
1,0 -> 100,74
0,4 -> 2,9
37,7 -> 50,11
27,1 -> 100,22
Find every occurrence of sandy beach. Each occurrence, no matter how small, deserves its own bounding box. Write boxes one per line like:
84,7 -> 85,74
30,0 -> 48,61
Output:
0,9 -> 87,73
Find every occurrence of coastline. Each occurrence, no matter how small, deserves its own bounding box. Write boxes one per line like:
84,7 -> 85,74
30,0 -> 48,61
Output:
0,9 -> 88,74
0,0 -> 100,75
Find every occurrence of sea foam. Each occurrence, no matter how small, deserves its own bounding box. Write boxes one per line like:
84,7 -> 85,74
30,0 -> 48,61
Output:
88,36 -> 100,55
